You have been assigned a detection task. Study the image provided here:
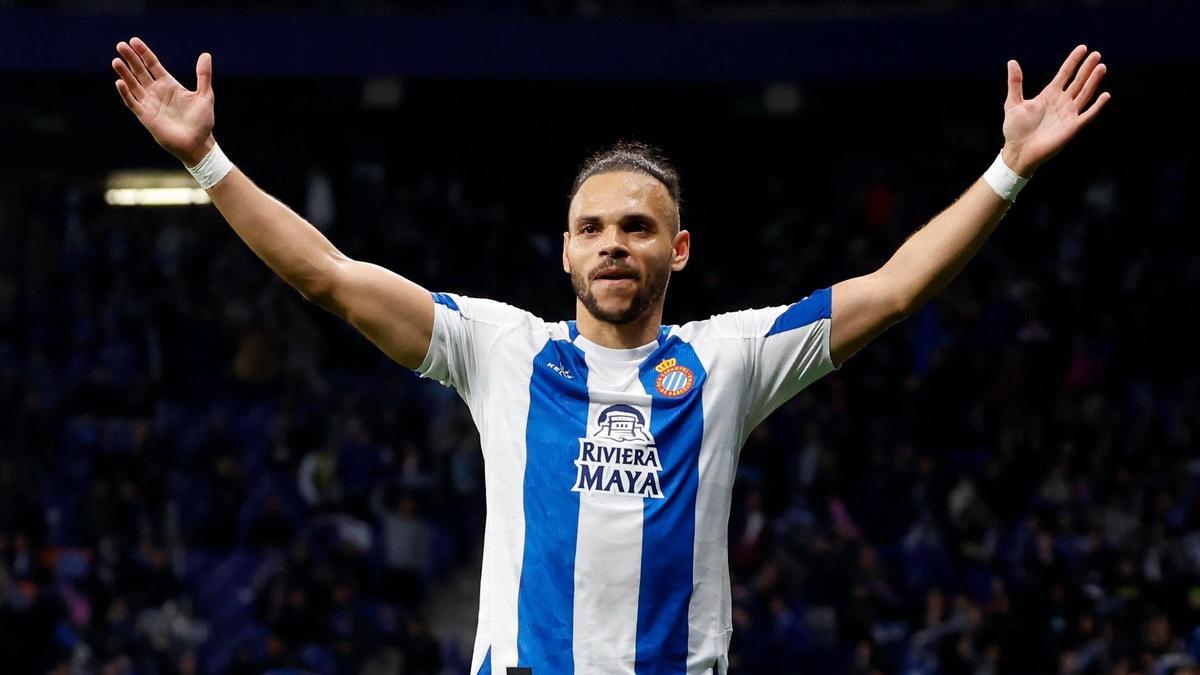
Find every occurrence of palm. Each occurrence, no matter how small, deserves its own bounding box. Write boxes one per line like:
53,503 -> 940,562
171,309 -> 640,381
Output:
139,77 -> 214,155
113,38 -> 216,165
1000,45 -> 1110,176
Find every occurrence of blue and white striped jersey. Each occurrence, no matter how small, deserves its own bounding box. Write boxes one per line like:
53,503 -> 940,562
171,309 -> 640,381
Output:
415,288 -> 836,675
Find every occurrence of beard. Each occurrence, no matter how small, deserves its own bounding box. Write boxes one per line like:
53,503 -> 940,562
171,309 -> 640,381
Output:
571,261 -> 670,325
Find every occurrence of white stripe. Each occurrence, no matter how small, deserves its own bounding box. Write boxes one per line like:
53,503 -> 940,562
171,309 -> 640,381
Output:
676,326 -> 739,674
572,354 -> 648,674
470,335 -> 543,670
469,532 -> 493,674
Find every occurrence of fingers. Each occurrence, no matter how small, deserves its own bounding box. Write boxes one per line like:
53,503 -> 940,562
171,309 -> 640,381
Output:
1005,60 -> 1024,109
112,57 -> 145,100
115,79 -> 141,114
116,40 -> 154,89
1079,91 -> 1111,126
1075,61 -> 1107,110
1066,51 -> 1101,99
1051,44 -> 1088,90
130,37 -> 170,81
196,53 -> 213,97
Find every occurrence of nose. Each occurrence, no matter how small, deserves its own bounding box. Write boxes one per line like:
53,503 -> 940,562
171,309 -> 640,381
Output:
599,226 -> 630,259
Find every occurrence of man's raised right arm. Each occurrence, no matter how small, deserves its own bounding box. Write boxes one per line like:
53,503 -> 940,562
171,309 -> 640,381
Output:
205,168 -> 435,368
112,37 -> 433,369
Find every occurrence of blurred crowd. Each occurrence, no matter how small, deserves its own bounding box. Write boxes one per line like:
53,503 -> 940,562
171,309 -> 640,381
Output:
2,69 -> 1198,675
719,129 -> 1200,672
1,167 -> 492,673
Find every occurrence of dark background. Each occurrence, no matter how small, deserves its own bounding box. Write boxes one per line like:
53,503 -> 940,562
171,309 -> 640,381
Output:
1,1 -> 1197,674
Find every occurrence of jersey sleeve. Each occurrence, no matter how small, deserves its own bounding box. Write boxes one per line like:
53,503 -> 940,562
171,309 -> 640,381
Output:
741,286 -> 837,428
414,292 -> 533,399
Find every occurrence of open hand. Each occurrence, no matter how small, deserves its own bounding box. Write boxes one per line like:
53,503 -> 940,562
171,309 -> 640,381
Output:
1001,44 -> 1110,177
112,37 -> 215,167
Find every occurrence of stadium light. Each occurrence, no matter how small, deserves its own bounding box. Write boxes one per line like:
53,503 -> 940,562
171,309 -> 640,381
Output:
104,170 -> 210,206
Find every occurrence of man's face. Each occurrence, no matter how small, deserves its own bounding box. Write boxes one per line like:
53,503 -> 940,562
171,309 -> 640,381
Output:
563,171 -> 689,325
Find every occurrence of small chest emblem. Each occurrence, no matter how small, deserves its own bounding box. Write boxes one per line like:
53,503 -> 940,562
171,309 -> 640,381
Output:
654,357 -> 695,397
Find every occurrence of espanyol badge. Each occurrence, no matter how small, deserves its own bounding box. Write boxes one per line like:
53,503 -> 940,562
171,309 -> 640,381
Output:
654,357 -> 694,397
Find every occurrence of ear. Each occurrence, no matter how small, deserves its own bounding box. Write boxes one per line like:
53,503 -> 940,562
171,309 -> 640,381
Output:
670,229 -> 691,272
562,231 -> 572,274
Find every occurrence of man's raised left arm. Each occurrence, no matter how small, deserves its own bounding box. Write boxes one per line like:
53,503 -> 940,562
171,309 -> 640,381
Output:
830,44 -> 1110,366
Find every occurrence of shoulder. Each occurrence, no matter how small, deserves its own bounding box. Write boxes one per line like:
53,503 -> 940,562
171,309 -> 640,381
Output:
675,289 -> 832,342
671,306 -> 789,343
433,293 -> 546,329
432,292 -> 569,340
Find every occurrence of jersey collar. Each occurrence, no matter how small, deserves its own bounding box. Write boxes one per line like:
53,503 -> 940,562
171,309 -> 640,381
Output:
567,322 -> 672,361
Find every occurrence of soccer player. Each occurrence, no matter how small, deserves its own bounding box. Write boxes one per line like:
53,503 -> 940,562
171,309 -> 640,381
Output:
112,38 -> 1108,674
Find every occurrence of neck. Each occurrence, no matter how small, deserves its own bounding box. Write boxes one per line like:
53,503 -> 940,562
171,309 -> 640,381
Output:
574,300 -> 664,348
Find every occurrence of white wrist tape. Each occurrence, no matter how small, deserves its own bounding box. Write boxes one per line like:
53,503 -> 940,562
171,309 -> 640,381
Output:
187,142 -> 234,190
983,152 -> 1028,202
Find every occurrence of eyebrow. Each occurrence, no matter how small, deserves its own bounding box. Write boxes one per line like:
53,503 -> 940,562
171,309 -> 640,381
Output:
572,212 -> 661,231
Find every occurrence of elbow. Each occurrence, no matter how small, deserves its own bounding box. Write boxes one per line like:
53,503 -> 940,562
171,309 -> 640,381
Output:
298,260 -> 343,309
890,287 -> 923,322
871,270 -> 922,322
300,275 -> 334,306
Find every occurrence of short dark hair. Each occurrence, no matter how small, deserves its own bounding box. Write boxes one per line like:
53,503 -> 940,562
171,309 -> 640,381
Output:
570,140 -> 682,219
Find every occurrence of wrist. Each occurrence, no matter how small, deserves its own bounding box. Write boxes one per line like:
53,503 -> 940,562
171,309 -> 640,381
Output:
983,151 -> 1029,203
184,140 -> 234,190
1000,143 -> 1036,178
181,135 -> 217,169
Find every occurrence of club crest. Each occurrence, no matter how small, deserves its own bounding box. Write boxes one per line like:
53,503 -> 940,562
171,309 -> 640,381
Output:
654,357 -> 694,397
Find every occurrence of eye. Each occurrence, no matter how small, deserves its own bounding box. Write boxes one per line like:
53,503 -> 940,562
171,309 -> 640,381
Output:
580,224 -> 599,234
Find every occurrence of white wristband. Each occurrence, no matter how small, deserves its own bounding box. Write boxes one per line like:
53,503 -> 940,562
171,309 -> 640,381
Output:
186,142 -> 234,190
982,152 -> 1028,202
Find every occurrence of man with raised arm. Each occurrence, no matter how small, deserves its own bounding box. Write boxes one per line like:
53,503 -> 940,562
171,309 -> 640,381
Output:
112,38 -> 1108,674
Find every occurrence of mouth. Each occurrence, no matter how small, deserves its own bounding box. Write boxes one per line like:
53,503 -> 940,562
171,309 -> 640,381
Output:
591,267 -> 639,284
594,277 -> 636,291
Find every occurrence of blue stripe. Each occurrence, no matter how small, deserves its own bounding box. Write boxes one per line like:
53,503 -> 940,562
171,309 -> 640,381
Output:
516,338 -> 590,673
657,325 -> 671,345
476,647 -> 491,675
636,337 -> 707,674
567,320 -> 580,341
764,286 -> 831,337
432,291 -> 460,312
